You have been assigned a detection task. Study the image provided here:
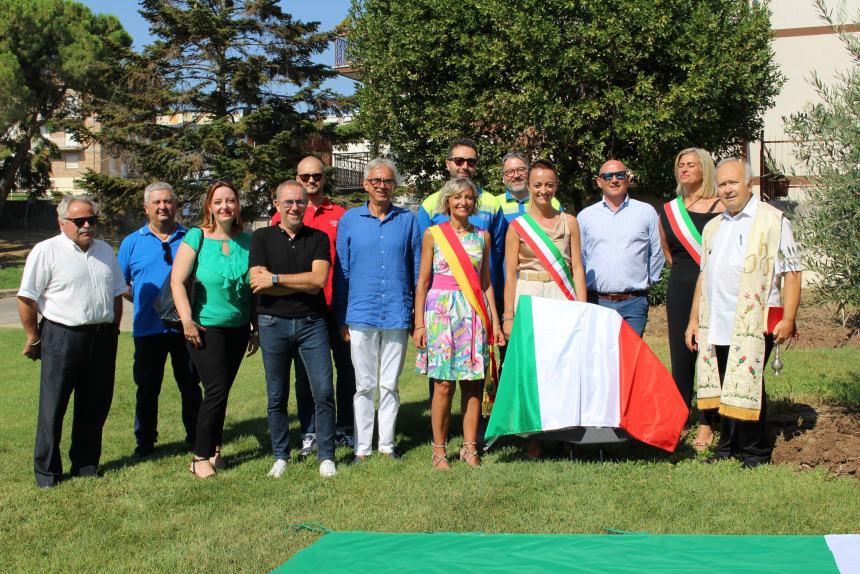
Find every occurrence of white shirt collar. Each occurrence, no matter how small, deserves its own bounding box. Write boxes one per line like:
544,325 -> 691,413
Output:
722,194 -> 758,222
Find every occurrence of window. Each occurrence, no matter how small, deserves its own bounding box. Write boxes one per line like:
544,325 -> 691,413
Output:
65,152 -> 80,169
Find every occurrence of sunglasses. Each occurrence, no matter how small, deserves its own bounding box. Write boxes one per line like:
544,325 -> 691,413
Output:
598,171 -> 628,181
298,173 -> 324,183
279,199 -> 308,206
366,178 -> 397,188
161,241 -> 172,264
448,156 -> 478,168
64,216 -> 99,227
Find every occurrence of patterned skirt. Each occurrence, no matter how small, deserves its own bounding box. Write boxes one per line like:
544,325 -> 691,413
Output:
423,287 -> 488,381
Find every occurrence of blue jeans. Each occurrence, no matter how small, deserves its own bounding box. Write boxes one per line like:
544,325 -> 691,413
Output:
259,314 -> 335,461
591,295 -> 649,337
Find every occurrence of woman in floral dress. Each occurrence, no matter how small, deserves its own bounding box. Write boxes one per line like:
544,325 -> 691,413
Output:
413,177 -> 505,469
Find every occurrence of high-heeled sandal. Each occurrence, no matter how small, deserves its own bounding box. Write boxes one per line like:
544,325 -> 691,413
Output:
189,456 -> 215,478
210,446 -> 226,470
460,441 -> 481,467
431,442 -> 450,470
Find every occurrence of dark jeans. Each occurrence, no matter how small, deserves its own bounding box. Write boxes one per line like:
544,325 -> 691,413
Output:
713,337 -> 774,464
186,325 -> 250,459
133,333 -> 201,447
259,314 -> 335,461
295,311 -> 355,435
587,293 -> 649,337
35,320 -> 118,487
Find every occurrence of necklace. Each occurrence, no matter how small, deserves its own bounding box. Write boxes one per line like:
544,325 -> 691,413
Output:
148,223 -> 174,242
450,222 -> 473,234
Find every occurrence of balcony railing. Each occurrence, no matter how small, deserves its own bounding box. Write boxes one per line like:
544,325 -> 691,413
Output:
333,35 -> 362,81
332,151 -> 370,191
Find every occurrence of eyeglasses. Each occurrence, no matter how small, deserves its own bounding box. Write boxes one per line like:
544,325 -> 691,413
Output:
161,242 -> 172,264
448,157 -> 478,168
298,173 -> 324,183
598,171 -> 628,181
503,167 -> 527,177
64,216 -> 98,227
366,178 -> 397,188
279,199 -> 308,206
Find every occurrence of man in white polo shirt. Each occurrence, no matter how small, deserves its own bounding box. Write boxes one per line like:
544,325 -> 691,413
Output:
18,195 -> 127,487
686,158 -> 801,468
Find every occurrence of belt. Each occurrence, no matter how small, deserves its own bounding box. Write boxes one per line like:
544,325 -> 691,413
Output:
46,319 -> 119,334
520,271 -> 553,282
589,290 -> 647,302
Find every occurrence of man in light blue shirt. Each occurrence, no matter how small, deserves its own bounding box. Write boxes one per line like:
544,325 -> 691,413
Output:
117,182 -> 202,458
578,160 -> 665,336
335,158 -> 421,462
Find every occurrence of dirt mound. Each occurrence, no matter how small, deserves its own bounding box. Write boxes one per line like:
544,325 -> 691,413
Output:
771,404 -> 860,481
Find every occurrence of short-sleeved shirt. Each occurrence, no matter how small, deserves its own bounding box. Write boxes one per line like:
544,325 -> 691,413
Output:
183,227 -> 252,328
18,234 -> 127,326
249,224 -> 330,318
118,224 -> 188,337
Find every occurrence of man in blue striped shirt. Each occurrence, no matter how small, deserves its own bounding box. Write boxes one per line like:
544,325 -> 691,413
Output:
334,158 -> 421,462
578,159 -> 665,336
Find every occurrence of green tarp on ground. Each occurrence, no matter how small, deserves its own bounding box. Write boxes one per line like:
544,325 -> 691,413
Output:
275,531 -> 858,573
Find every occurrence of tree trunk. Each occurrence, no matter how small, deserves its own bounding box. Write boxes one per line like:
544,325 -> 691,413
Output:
0,134 -> 33,220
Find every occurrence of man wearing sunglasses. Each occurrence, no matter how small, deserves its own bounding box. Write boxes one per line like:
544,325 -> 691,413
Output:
117,182 -> 202,459
18,195 -> 127,487
282,156 -> 356,458
578,159 -> 665,336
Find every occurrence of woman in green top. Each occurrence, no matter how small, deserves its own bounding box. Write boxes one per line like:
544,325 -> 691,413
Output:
172,180 -> 258,478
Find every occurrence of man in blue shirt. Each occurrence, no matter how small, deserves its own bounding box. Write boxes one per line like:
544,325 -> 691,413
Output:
578,160 -> 665,336
335,158 -> 421,462
117,182 -> 202,458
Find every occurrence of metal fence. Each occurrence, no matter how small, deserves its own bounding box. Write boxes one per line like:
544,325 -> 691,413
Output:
332,151 -> 370,192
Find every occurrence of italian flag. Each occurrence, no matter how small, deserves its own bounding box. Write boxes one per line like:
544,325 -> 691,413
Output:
485,296 -> 688,451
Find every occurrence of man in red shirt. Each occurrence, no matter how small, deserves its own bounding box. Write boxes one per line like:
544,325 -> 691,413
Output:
276,156 -> 356,454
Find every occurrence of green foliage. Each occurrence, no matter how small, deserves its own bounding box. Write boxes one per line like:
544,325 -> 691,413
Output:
647,266 -> 670,307
84,0 -> 347,218
785,1 -> 860,324
0,0 -> 132,215
77,170 -> 145,225
348,0 -> 782,206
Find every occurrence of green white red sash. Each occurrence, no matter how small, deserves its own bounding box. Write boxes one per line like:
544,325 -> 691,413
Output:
510,214 -> 576,300
663,196 -> 702,265
429,223 -> 499,411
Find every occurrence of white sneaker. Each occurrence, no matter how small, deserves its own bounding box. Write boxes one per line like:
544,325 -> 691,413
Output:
319,459 -> 337,477
267,459 -> 288,478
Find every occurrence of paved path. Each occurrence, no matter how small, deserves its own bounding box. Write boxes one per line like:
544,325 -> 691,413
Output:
0,296 -> 134,332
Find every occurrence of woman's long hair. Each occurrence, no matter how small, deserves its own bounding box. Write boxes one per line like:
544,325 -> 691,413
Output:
674,148 -> 717,199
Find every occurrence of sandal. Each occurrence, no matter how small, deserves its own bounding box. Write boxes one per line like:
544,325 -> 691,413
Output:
431,442 -> 450,470
210,446 -> 226,470
190,456 -> 215,478
460,441 -> 481,467
693,425 -> 714,453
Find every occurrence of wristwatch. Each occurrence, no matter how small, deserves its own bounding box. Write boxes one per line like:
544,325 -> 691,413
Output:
272,274 -> 279,285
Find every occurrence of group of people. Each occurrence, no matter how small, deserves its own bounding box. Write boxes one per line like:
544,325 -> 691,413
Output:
17,137 -> 801,487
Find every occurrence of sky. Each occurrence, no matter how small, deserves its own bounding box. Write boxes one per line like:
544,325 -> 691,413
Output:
78,0 -> 358,96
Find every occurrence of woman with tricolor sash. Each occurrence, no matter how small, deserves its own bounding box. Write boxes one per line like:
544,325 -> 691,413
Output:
413,177 -> 505,470
658,148 -> 723,452
502,159 -> 587,459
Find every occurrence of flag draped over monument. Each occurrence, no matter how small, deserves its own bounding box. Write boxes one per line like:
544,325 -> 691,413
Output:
485,296 -> 688,452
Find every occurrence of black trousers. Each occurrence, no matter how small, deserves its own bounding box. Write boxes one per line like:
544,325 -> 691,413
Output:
35,320 -> 118,487
714,337 -> 774,464
133,333 -> 201,447
295,311 -> 356,434
186,325 -> 250,459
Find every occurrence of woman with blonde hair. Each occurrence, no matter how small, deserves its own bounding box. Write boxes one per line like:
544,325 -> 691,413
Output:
659,148 -> 724,451
413,177 -> 505,469
172,180 -> 258,478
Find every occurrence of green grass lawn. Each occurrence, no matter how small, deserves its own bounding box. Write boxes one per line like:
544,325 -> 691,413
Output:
0,265 -> 23,290
0,329 -> 857,572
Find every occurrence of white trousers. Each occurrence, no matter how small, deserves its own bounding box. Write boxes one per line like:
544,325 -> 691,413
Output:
349,327 -> 408,456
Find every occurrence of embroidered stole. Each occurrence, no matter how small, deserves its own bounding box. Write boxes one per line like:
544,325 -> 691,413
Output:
664,196 -> 703,265
429,223 -> 499,414
511,214 -> 576,300
696,202 -> 783,421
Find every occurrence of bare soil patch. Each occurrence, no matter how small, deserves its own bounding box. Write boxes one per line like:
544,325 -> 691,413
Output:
771,404 -> 860,481
645,302 -> 860,349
